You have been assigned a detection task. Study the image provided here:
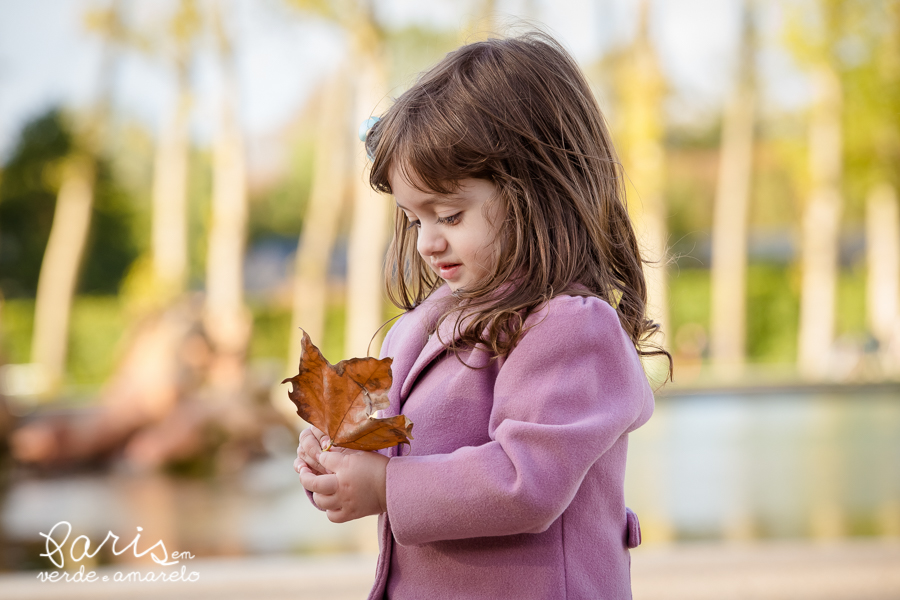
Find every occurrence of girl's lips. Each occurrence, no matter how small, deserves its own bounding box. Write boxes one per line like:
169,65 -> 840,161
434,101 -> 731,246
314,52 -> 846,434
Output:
438,264 -> 461,279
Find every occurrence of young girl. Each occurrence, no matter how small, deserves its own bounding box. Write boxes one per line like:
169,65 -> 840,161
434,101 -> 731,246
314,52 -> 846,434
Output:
294,31 -> 669,600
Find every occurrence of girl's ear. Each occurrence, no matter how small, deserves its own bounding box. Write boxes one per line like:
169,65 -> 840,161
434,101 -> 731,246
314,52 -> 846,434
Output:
483,184 -> 508,224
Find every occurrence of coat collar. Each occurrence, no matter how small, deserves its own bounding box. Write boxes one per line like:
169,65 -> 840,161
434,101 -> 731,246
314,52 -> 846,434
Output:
399,296 -> 479,402
382,283 -> 456,458
390,283 -> 460,406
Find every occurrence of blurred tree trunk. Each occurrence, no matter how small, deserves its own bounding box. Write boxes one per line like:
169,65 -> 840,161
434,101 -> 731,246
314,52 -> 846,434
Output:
204,6 -> 251,390
344,4 -> 391,358
151,1 -> 198,297
30,155 -> 97,393
866,184 -> 899,355
865,4 -> 900,372
29,3 -> 122,395
151,74 -> 191,296
709,1 -> 756,379
288,71 -> 349,368
619,0 -> 669,349
797,62 -> 843,379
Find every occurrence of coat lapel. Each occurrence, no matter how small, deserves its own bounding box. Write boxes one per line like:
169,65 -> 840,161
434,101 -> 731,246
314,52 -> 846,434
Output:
393,279 -> 535,405
399,314 -> 462,402
381,283 -> 479,411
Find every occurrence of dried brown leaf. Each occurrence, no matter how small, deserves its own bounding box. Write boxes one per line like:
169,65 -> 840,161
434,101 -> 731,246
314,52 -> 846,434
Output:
282,330 -> 413,451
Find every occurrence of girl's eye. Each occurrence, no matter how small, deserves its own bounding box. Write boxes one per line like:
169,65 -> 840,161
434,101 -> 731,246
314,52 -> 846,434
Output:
405,219 -> 421,230
437,212 -> 461,225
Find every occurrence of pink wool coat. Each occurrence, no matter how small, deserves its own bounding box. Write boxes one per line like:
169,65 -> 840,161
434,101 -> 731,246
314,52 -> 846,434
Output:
315,283 -> 654,599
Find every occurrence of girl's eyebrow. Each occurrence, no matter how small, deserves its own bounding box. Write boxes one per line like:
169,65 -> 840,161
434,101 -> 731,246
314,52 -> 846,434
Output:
395,195 -> 462,211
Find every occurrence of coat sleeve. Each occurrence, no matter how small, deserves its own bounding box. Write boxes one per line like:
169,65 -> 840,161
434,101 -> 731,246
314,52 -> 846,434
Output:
384,294 -> 653,546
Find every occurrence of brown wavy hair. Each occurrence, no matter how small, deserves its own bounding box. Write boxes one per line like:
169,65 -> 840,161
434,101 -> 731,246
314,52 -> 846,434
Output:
366,31 -> 671,378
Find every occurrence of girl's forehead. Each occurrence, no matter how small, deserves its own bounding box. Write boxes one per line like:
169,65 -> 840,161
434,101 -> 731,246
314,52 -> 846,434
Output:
387,164 -> 422,189
390,171 -> 454,209
390,170 -> 501,215
389,164 -> 459,196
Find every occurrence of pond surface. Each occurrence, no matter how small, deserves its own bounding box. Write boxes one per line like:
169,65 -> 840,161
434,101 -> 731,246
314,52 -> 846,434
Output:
2,384 -> 898,571
626,384 -> 900,542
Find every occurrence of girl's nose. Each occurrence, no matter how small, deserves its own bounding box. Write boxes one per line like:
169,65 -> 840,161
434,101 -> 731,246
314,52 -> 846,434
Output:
416,224 -> 447,257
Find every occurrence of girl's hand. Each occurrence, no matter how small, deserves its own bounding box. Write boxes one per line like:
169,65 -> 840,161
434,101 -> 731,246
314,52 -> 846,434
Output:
294,425 -> 331,476
299,448 -> 389,523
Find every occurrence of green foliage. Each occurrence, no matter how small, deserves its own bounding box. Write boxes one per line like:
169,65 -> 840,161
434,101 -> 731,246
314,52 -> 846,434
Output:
783,0 -> 900,222
249,294 -> 347,366
103,121 -> 155,254
248,285 -> 414,368
0,296 -> 125,388
65,296 -> 128,385
79,161 -> 140,294
248,136 -> 313,245
321,300 -> 346,364
0,292 -> 358,391
0,108 -> 140,297
746,263 -> 800,362
669,267 -> 711,336
668,261 -> 869,366
665,149 -> 716,262
249,302 -> 292,363
835,262 -> 867,337
840,1 -> 900,207
0,265 -> 858,390
0,110 -> 71,297
669,264 -> 799,364
0,299 -> 34,364
782,0 -> 841,65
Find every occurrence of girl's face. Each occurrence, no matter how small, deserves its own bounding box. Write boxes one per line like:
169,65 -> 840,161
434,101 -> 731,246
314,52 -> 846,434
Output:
389,167 -> 504,292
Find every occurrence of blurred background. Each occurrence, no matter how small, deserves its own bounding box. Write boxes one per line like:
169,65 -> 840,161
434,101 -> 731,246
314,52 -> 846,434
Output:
0,0 -> 898,598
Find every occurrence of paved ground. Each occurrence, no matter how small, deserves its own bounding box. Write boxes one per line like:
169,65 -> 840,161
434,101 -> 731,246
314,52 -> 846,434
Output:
1,538 -> 898,599
631,539 -> 900,600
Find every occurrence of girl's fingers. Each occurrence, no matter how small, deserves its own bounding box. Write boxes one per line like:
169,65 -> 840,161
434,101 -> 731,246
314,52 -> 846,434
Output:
295,458 -> 324,477
298,466 -> 341,512
306,425 -> 331,449
325,509 -> 348,524
313,493 -> 341,512
298,430 -> 329,474
299,469 -> 339,495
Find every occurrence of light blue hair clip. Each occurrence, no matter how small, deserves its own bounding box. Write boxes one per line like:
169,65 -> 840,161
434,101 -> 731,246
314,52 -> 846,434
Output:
359,116 -> 380,161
